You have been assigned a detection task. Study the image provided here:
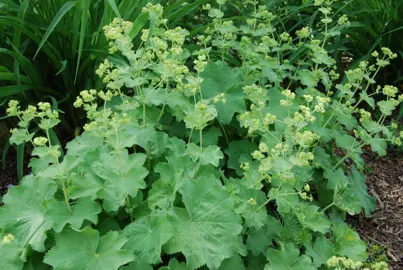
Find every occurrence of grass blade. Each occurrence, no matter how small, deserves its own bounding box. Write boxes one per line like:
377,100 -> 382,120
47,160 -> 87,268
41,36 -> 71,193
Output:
106,0 -> 121,18
74,0 -> 90,83
33,1 -> 76,59
166,0 -> 209,26
0,85 -> 33,98
129,12 -> 149,39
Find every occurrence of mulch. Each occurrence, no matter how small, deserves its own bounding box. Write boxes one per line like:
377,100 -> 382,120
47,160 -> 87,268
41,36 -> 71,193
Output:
349,153 -> 403,270
0,147 -> 402,269
0,147 -> 20,196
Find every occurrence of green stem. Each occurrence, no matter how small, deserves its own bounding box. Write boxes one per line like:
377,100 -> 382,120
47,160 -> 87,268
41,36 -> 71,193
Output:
60,177 -> 72,213
157,104 -> 166,124
321,202 -> 335,212
256,198 -> 273,211
188,128 -> 194,144
143,104 -> 146,128
332,155 -> 348,170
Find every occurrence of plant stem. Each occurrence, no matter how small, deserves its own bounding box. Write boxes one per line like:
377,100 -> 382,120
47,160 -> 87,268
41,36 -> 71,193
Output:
321,202 -> 335,212
143,104 -> 146,128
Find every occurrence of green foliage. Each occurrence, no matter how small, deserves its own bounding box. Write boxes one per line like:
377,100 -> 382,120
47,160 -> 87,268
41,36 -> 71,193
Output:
1,1 -> 400,269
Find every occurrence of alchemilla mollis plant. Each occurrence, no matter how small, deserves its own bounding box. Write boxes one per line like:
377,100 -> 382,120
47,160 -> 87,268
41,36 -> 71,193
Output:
1,1 -> 401,269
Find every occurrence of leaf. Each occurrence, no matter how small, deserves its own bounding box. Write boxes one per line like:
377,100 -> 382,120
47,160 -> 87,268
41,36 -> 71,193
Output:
191,126 -> 222,147
44,227 -> 134,270
236,187 -> 268,229
106,0 -> 121,17
68,172 -> 103,200
65,131 -> 104,156
331,101 -> 357,130
93,151 -> 148,212
334,132 -> 356,151
0,235 -> 23,270
123,212 -> 173,264
74,0 -> 90,83
225,140 -> 257,176
166,176 -> 243,269
370,135 -> 387,156
218,255 -> 246,270
247,216 -> 282,255
0,176 -> 57,251
201,61 -> 245,124
297,69 -> 319,88
348,167 -> 376,216
305,236 -> 335,268
333,222 -> 368,261
265,242 -> 315,270
334,187 -> 362,215
34,2 -> 76,58
159,258 -> 187,270
45,198 -> 101,233
0,85 -> 33,98
268,186 -> 299,214
323,168 -> 349,190
16,143 -> 24,181
293,204 -> 331,233
185,143 -> 224,167
148,155 -> 197,210
121,260 -> 153,270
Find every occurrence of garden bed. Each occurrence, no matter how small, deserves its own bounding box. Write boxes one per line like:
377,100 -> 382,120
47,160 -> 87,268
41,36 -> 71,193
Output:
1,147 -> 402,269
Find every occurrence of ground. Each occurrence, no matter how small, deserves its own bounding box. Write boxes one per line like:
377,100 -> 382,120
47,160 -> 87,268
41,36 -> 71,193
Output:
0,147 -> 402,269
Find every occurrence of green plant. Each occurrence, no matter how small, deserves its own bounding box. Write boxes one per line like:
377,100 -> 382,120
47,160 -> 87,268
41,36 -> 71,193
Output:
1,1 -> 401,269
0,0 -> 211,179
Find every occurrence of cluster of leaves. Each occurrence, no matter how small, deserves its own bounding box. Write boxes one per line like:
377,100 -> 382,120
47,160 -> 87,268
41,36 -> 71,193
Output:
1,1 -> 402,269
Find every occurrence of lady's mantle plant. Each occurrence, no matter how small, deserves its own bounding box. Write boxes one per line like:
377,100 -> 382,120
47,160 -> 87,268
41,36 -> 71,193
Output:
1,1 -> 401,269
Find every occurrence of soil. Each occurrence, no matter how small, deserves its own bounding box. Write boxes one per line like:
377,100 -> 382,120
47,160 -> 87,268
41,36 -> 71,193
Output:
0,147 -> 22,195
348,153 -> 403,270
0,147 -> 402,269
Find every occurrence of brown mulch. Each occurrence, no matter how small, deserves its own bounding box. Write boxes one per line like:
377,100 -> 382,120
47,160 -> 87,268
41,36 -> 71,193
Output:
0,147 -> 20,196
349,153 -> 403,270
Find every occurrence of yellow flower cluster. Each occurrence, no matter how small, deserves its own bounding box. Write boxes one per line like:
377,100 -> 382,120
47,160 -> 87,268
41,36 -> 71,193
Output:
2,233 -> 14,244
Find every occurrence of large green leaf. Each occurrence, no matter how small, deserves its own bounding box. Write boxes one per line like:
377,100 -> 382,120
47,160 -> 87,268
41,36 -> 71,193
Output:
93,150 -> 148,211
333,222 -> 368,261
44,227 -> 134,269
166,176 -> 243,269
304,236 -> 334,268
185,143 -> 224,167
0,175 -> 57,251
201,61 -> 245,124
123,212 -> 173,264
293,204 -> 331,234
265,243 -> 315,270
0,234 -> 23,270
348,167 -> 376,216
45,198 -> 101,233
